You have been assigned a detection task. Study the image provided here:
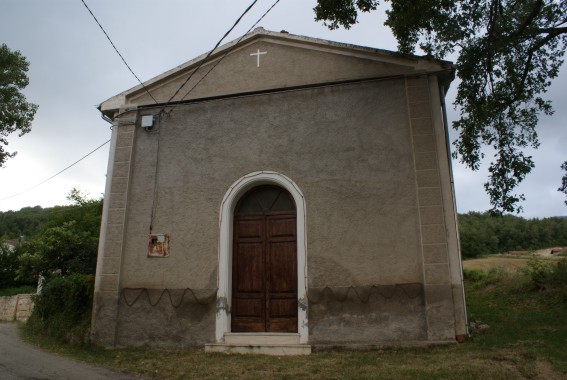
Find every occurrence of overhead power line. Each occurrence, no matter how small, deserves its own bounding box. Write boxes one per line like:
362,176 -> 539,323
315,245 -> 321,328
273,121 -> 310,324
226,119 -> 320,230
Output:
0,139 -> 111,202
177,0 -> 281,105
147,0 -> 281,233
158,0 -> 262,116
80,0 -> 158,104
148,0 -> 264,230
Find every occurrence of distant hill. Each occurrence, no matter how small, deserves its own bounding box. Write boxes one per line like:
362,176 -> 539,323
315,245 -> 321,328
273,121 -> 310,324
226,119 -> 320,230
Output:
0,204 -> 98,240
0,206 -> 51,240
458,212 -> 567,258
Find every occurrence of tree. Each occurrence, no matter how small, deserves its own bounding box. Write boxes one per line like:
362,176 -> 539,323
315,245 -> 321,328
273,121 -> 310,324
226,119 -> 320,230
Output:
15,189 -> 102,283
19,221 -> 98,278
560,161 -> 567,205
314,0 -> 567,213
0,243 -> 21,288
0,43 -> 38,167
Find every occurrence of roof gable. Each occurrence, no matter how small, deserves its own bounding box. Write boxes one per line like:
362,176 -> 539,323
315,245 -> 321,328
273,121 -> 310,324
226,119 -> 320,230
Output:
100,28 -> 453,116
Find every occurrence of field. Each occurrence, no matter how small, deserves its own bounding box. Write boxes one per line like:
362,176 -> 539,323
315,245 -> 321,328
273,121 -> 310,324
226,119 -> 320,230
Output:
463,249 -> 565,272
463,257 -> 531,271
21,256 -> 567,380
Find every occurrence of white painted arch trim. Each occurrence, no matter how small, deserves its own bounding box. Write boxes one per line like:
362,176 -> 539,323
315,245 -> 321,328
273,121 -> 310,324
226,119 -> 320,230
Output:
216,171 -> 308,344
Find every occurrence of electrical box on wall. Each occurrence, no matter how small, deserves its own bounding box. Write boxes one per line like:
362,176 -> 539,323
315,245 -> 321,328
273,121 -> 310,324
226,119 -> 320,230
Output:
148,234 -> 170,257
141,115 -> 154,129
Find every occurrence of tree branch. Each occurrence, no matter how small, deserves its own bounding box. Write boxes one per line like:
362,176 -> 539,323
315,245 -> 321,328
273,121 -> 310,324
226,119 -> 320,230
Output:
485,0 -> 500,77
508,0 -> 544,39
529,26 -> 567,35
515,31 -> 562,102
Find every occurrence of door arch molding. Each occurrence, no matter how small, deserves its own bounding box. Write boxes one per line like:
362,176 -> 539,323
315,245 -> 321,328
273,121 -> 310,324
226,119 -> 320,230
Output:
216,171 -> 308,343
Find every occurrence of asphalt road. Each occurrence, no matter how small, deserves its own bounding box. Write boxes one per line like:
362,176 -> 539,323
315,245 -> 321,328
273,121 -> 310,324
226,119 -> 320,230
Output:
0,323 -> 144,380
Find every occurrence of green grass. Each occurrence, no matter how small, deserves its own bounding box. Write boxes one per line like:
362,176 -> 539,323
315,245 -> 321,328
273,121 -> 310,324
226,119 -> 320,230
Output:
20,264 -> 567,380
465,267 -> 567,375
0,285 -> 36,297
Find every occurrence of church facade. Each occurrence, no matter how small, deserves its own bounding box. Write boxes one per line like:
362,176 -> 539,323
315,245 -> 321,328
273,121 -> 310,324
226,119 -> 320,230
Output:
92,28 -> 467,353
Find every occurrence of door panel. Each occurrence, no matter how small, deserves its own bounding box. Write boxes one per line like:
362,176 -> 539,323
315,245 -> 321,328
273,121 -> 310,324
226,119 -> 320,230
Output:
236,219 -> 263,239
234,299 -> 262,317
232,216 -> 265,332
269,218 -> 296,238
235,243 -> 263,292
231,186 -> 298,333
269,241 -> 297,292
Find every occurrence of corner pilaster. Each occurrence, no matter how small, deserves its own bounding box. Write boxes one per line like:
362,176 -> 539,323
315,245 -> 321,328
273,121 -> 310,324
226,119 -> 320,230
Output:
406,77 -> 456,341
91,109 -> 137,347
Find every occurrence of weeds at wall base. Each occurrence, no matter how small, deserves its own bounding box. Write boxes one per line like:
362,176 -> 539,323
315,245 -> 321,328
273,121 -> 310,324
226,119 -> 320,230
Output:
24,273 -> 94,346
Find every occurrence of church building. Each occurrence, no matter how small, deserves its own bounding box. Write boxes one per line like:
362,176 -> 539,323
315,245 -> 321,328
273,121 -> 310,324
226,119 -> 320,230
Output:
92,28 -> 467,354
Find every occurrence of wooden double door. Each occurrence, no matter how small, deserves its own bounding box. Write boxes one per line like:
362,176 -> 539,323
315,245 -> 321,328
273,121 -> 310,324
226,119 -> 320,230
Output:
231,186 -> 298,333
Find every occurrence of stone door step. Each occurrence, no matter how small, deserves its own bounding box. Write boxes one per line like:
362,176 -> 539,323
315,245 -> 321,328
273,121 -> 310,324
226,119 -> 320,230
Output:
205,333 -> 310,355
224,332 -> 300,345
205,343 -> 311,356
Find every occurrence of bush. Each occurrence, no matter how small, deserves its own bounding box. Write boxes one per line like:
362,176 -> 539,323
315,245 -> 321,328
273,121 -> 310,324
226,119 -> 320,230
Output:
522,256 -> 567,302
463,267 -> 507,286
523,255 -> 554,290
27,274 -> 94,345
549,259 -> 567,284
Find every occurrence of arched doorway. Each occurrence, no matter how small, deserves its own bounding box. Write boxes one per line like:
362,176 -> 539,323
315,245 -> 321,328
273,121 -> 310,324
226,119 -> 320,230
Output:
216,171 -> 308,343
231,185 -> 298,333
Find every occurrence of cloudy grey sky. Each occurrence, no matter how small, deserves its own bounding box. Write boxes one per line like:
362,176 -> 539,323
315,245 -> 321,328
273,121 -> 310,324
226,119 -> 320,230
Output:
0,0 -> 565,218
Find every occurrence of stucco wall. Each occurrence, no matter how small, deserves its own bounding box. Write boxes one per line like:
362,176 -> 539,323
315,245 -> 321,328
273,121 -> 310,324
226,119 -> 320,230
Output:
127,38 -> 421,106
124,79 -> 419,288
93,74 -> 465,347
115,79 -> 421,346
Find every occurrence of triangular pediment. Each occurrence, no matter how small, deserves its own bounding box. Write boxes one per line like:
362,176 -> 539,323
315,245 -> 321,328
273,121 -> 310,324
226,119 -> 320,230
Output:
100,28 -> 453,116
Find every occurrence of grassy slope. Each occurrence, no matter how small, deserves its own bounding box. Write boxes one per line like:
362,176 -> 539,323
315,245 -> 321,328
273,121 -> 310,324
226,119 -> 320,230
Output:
464,257 -> 531,271
463,254 -> 564,272
20,267 -> 567,380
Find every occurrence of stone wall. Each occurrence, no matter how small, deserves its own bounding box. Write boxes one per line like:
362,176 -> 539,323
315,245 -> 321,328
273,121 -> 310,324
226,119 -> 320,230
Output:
0,294 -> 34,322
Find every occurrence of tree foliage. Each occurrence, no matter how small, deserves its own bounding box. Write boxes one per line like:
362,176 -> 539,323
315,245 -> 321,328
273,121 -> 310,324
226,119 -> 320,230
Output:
560,161 -> 567,205
458,211 -> 567,258
0,205 -> 52,240
0,243 -> 27,288
27,273 -> 94,345
0,189 -> 101,344
0,43 -> 38,167
314,0 -> 567,213
0,189 -> 102,286
16,221 -> 99,282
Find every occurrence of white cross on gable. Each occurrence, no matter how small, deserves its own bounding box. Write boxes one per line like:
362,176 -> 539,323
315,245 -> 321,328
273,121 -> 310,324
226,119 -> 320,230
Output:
250,49 -> 267,67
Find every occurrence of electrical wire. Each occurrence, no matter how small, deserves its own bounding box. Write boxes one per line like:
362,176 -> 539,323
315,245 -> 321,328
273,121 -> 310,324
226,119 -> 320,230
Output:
120,283 -> 423,308
174,0 -> 281,108
148,116 -> 162,233
0,139 -> 111,202
80,0 -> 158,104
146,0 -> 265,232
158,0 -> 261,117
